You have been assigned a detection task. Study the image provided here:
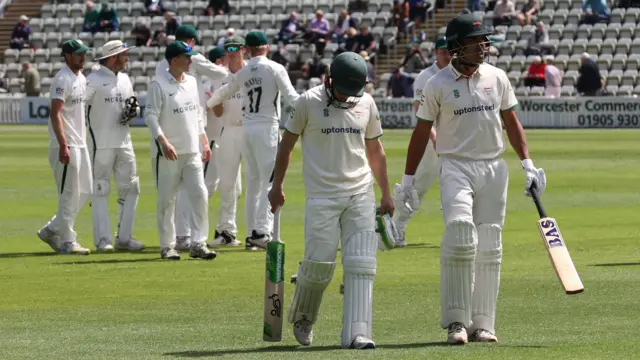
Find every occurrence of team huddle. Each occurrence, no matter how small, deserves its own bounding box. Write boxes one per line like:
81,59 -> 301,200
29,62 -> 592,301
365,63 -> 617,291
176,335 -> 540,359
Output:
36,14 -> 549,349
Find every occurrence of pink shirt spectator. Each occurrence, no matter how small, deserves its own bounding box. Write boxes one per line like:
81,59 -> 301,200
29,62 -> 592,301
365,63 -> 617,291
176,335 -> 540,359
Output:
545,63 -> 562,97
311,18 -> 330,36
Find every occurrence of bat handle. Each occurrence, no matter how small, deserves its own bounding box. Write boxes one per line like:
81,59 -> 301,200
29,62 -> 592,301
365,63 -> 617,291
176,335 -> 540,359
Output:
272,208 -> 281,242
529,183 -> 548,218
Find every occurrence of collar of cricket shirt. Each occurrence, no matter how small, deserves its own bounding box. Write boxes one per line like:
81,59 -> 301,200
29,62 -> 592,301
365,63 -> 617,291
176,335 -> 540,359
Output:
100,65 -> 117,78
448,61 -> 484,81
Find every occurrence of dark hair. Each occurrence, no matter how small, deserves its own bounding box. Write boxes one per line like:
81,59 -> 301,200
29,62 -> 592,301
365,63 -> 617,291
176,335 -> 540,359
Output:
99,58 -> 108,66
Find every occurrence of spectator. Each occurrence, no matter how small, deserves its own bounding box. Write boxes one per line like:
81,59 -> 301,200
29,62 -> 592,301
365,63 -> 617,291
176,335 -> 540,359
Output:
217,28 -> 235,46
302,55 -> 327,89
22,63 -> 40,97
342,27 -> 358,52
577,53 -> 603,96
524,56 -> 546,87
467,0 -> 484,11
359,50 -> 375,83
348,0 -> 369,12
516,0 -> 539,25
402,44 -> 427,73
493,0 -> 516,26
488,27 -> 506,48
205,0 -> 230,16
525,21 -> 550,56
145,0 -> 165,16
271,46 -> 290,68
544,56 -> 562,98
409,0 -> 428,28
83,1 -> 100,33
10,15 -> 32,50
334,9 -> 357,43
131,21 -> 152,47
581,0 -> 609,24
392,0 -> 410,34
387,68 -> 413,98
277,12 -> 304,45
306,10 -> 331,52
354,26 -> 377,55
97,1 -> 119,33
164,11 -> 179,37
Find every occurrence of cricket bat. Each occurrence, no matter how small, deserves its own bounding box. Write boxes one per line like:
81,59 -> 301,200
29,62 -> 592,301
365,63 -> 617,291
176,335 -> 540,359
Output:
529,185 -> 584,295
263,209 -> 285,342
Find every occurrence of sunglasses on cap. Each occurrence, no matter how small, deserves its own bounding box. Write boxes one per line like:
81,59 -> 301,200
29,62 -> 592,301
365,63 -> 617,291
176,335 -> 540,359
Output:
184,44 -> 193,52
225,46 -> 240,52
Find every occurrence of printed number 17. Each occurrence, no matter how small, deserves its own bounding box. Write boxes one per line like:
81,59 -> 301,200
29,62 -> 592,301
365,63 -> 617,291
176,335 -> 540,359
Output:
248,86 -> 262,113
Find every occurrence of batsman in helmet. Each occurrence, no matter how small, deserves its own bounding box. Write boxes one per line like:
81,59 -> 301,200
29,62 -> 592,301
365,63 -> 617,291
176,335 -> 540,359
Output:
269,52 -> 394,349
398,14 -> 547,344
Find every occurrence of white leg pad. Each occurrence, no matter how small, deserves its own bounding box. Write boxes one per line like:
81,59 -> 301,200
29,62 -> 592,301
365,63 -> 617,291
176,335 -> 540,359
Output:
440,219 -> 477,329
470,224 -> 502,333
91,179 -> 111,244
341,231 -> 377,347
288,260 -> 336,325
117,176 -> 140,241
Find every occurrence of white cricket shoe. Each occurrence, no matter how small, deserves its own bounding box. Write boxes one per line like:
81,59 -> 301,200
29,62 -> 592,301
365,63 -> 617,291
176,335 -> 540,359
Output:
208,230 -> 241,247
293,319 -> 313,346
189,242 -> 216,260
59,242 -> 91,255
175,236 -> 191,251
161,247 -> 180,260
395,230 -> 407,247
37,226 -> 59,252
96,238 -> 114,253
447,322 -> 468,345
347,335 -> 376,350
115,237 -> 145,251
470,329 -> 498,343
247,230 -> 271,249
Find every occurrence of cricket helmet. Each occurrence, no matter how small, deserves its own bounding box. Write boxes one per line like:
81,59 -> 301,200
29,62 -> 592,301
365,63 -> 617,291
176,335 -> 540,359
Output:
324,52 -> 368,109
445,14 -> 492,65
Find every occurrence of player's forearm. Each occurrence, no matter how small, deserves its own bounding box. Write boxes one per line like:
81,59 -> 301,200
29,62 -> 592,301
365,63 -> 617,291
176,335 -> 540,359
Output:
199,133 -> 209,147
369,148 -> 391,198
272,148 -> 292,190
51,112 -> 67,148
145,113 -> 164,140
404,121 -> 433,176
206,89 -> 226,108
503,113 -> 530,160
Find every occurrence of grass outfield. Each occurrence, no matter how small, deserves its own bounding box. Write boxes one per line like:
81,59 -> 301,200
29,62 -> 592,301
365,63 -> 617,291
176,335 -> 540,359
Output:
1,126 -> 639,360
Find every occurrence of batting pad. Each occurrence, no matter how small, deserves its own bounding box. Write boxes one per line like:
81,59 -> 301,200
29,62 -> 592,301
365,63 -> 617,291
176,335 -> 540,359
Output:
117,176 -> 140,241
342,231 -> 377,347
288,260 -> 336,324
470,224 -> 502,333
92,179 -> 111,244
440,220 -> 477,329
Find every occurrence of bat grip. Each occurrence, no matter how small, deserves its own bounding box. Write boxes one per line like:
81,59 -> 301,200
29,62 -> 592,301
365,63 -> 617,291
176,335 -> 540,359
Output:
529,183 -> 547,218
272,208 -> 281,242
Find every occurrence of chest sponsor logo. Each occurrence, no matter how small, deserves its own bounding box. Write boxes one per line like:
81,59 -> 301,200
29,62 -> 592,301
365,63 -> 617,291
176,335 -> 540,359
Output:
104,93 -> 125,103
453,104 -> 496,116
70,96 -> 84,105
321,127 -> 363,135
173,101 -> 199,115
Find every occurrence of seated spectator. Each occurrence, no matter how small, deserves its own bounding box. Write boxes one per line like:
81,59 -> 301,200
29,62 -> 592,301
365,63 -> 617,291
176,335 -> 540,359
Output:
409,0 -> 428,28
488,27 -> 506,48
348,0 -> 369,12
577,53 -> 603,96
277,12 -> 304,45
302,55 -> 327,89
205,0 -> 230,16
354,25 -> 377,55
10,15 -> 32,50
150,25 -> 169,46
333,9 -> 357,44
467,0 -> 484,11
271,46 -> 290,68
131,21 -> 152,47
306,10 -> 331,54
359,50 -> 375,83
525,21 -> 551,56
342,27 -> 358,52
387,68 -> 413,98
544,56 -> 562,98
97,1 -> 119,33
164,11 -> 179,37
402,44 -> 427,73
145,0 -> 165,16
83,1 -> 100,33
524,56 -> 546,87
392,0 -> 410,35
581,0 -> 609,25
217,28 -> 235,46
493,0 -> 516,26
516,0 -> 539,25
22,63 -> 40,97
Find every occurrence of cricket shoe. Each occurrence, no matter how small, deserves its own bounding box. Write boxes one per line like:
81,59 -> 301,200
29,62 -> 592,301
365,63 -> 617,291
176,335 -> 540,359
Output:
208,230 -> 241,247
161,247 -> 180,260
59,241 -> 91,255
115,237 -> 145,251
37,226 -> 59,252
346,335 -> 376,350
96,238 -> 114,253
469,329 -> 498,343
175,236 -> 191,251
245,237 -> 260,251
293,318 -> 313,346
247,230 -> 271,249
395,230 -> 407,247
189,242 -> 217,260
447,322 -> 468,345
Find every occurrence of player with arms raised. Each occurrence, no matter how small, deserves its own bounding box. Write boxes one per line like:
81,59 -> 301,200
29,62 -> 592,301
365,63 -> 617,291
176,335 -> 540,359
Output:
207,31 -> 299,250
398,14 -> 547,344
268,52 -> 393,349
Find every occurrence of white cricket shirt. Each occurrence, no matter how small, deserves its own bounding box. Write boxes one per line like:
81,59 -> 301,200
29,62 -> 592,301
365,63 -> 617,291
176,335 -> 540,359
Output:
206,56 -> 299,125
285,85 -> 383,198
416,62 -> 518,160
413,62 -> 440,103
144,70 -> 205,158
85,66 -> 135,149
49,65 -> 87,148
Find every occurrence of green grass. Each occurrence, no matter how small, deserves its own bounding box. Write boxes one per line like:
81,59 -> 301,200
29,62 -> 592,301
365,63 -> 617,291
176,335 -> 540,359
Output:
1,126 -> 639,360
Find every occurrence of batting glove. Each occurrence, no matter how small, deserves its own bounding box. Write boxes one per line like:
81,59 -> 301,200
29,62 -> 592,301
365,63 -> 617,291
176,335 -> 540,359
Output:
522,159 -> 546,197
394,174 -> 420,214
121,96 -> 140,125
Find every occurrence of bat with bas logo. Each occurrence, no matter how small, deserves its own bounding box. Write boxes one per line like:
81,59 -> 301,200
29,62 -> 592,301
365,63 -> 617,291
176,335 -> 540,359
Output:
263,209 -> 285,341
530,184 -> 584,295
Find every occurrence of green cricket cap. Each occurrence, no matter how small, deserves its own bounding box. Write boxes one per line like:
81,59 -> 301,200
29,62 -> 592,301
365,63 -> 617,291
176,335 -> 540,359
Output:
175,25 -> 199,42
165,41 -> 198,61
224,36 -> 245,47
61,39 -> 90,55
245,31 -> 268,47
208,46 -> 226,62
445,14 -> 492,42
435,36 -> 448,49
329,52 -> 368,97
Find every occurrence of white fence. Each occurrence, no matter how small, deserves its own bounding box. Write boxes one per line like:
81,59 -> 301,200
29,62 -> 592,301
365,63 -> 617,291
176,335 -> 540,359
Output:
4,96 -> 640,129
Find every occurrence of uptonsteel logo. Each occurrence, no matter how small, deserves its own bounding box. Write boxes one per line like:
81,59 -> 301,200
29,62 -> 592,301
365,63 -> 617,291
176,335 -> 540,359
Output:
453,104 -> 495,116
321,127 -> 363,134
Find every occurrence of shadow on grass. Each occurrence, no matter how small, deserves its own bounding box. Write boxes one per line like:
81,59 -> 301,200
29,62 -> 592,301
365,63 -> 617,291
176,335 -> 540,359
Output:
591,262 -> 640,267
0,251 -> 58,258
55,258 -> 162,265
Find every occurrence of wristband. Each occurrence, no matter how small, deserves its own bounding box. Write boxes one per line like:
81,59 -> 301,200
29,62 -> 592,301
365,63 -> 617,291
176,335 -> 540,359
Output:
401,174 -> 414,187
521,159 -> 534,170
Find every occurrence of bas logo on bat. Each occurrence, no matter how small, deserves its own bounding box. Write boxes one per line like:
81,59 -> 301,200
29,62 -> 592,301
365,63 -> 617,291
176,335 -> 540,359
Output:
539,219 -> 564,248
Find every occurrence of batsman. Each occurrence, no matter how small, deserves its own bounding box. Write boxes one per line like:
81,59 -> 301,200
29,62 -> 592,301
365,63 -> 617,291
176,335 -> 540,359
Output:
400,14 -> 546,344
269,52 -> 393,349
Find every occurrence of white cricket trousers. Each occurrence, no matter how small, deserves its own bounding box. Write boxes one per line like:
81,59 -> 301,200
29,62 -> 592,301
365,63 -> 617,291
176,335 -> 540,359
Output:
215,125 -> 243,234
243,122 -> 279,235
43,147 -> 92,244
152,152 -> 209,249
